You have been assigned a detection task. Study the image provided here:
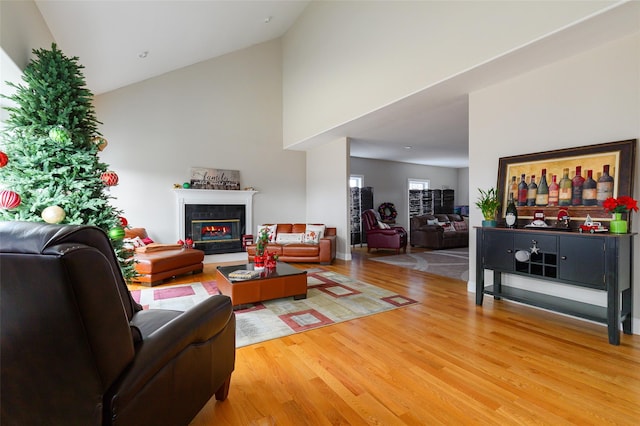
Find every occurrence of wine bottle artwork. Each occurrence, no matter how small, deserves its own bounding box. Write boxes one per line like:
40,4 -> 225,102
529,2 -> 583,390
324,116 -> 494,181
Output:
548,174 -> 559,206
582,169 -> 597,206
517,173 -> 527,206
526,175 -> 537,206
535,168 -> 549,206
558,168 -> 572,206
509,176 -> 518,204
596,164 -> 614,206
571,166 -> 585,206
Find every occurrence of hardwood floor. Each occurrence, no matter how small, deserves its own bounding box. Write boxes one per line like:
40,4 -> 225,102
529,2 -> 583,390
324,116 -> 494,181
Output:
130,247 -> 640,425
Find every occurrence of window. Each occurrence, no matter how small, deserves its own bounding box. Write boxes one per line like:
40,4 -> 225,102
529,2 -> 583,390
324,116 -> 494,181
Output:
350,175 -> 364,188
408,179 -> 429,190
408,179 -> 431,219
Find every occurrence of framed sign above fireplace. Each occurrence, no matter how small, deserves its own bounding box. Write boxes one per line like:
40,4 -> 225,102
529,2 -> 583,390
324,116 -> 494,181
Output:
190,167 -> 240,190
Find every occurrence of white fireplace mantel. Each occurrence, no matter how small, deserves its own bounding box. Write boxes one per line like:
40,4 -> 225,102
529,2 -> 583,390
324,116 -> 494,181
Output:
173,189 -> 257,241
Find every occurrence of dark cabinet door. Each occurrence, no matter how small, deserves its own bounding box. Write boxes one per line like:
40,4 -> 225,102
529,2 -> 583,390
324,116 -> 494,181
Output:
482,231 -> 514,271
558,236 -> 606,289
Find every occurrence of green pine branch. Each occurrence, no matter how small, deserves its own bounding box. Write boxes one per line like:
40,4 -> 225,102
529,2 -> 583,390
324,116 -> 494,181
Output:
0,43 -> 133,280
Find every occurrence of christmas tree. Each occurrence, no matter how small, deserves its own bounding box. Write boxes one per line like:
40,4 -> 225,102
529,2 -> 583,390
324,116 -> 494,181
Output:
0,43 -> 134,279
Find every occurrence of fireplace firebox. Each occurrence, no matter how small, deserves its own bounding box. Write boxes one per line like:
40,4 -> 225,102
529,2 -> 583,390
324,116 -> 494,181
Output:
185,204 -> 245,254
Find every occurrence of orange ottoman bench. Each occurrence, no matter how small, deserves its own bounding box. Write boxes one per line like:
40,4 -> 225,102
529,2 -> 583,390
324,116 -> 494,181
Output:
125,228 -> 205,286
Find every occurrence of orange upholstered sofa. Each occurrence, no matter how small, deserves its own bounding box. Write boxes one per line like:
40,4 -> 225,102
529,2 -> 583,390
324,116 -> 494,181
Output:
246,224 -> 336,264
124,228 -> 204,286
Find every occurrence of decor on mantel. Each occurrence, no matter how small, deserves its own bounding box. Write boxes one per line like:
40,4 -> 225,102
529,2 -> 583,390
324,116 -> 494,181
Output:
604,195 -> 638,234
189,167 -> 240,190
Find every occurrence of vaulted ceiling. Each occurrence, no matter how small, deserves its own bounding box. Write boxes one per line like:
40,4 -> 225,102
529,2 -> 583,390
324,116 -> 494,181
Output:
10,1 -> 639,168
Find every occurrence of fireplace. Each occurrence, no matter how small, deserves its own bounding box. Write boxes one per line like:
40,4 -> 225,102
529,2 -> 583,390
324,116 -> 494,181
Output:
174,189 -> 257,255
185,204 -> 244,254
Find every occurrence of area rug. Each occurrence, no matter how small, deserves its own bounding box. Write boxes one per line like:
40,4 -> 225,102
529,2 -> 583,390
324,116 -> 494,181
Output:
130,268 -> 417,348
370,247 -> 469,281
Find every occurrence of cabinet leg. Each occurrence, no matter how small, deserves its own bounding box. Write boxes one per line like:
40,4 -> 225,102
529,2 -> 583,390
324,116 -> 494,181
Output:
607,285 -> 620,345
622,288 -> 632,335
608,328 -> 620,345
493,272 -> 502,301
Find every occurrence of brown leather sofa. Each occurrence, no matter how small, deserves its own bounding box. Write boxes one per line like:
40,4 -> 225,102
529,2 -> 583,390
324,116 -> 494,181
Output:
246,224 -> 336,264
410,213 -> 469,249
0,221 -> 235,425
125,227 -> 204,286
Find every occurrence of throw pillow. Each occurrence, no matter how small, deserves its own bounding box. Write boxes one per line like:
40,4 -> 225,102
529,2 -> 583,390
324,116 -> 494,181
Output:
452,221 -> 468,231
275,233 -> 305,244
304,224 -> 326,244
377,220 -> 391,229
426,219 -> 438,226
123,236 -> 146,250
439,222 -> 455,232
257,224 -> 277,242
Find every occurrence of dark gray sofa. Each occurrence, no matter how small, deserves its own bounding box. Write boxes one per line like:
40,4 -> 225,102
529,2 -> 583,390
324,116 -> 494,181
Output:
410,213 -> 469,249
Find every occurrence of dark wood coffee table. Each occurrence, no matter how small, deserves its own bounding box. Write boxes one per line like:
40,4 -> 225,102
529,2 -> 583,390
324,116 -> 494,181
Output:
216,262 -> 307,308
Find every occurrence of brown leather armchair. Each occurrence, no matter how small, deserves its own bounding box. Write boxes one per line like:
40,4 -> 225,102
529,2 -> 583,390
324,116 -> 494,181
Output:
361,209 -> 408,254
0,221 -> 235,425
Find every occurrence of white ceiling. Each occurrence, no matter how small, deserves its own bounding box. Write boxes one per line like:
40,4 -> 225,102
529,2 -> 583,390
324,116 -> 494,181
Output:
29,1 -> 640,169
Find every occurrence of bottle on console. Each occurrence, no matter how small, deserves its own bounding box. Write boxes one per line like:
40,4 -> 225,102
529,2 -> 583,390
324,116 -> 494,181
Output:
582,169 -> 597,206
505,193 -> 518,228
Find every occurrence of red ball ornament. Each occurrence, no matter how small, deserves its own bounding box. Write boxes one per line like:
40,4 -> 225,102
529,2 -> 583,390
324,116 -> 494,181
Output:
119,216 -> 128,227
0,190 -> 21,209
101,171 -> 119,186
0,151 -> 8,168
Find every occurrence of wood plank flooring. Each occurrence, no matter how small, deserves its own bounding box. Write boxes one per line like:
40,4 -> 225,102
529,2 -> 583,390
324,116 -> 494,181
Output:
129,247 -> 640,425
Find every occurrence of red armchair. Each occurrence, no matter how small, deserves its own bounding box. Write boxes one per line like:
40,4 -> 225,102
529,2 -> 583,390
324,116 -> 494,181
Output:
361,209 -> 408,254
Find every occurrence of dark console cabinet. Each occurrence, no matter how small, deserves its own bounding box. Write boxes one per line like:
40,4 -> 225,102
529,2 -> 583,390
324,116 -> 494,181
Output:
475,227 -> 634,345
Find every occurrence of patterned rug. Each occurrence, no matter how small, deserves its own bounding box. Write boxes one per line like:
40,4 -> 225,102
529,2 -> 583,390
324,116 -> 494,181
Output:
370,247 -> 469,281
130,268 -> 417,347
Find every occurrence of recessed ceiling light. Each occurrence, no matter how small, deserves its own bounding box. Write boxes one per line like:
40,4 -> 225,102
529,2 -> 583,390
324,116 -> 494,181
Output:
404,146 -> 412,150
137,51 -> 149,59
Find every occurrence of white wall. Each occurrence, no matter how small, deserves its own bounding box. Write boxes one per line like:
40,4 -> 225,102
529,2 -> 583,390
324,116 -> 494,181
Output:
307,137 -> 350,260
469,33 -> 640,331
457,168 -> 470,207
350,157 -> 463,231
95,40 -> 307,243
282,0 -> 616,148
0,0 -> 53,70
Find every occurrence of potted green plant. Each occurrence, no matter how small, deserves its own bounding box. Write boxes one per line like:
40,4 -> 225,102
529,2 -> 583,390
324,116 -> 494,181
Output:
475,187 -> 500,227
